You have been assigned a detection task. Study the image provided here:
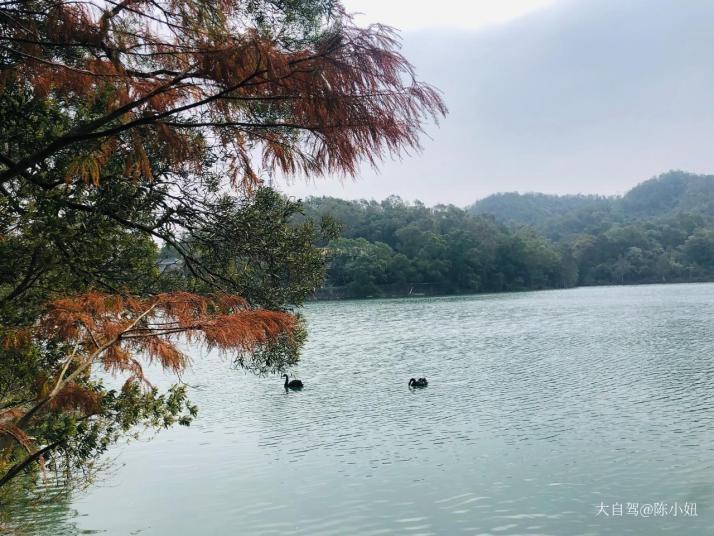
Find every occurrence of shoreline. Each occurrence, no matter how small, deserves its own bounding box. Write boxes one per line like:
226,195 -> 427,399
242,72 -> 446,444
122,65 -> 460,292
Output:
308,278 -> 714,302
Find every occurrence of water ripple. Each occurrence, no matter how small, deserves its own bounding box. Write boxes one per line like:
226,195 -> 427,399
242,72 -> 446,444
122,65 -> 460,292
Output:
10,284 -> 714,535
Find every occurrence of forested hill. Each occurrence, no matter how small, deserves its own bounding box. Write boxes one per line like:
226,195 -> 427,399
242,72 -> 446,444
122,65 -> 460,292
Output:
469,192 -> 611,230
620,172 -> 714,219
302,171 -> 714,299
469,171 -> 714,237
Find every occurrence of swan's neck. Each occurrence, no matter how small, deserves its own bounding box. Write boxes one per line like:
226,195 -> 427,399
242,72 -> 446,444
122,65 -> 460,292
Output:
284,375 -> 288,387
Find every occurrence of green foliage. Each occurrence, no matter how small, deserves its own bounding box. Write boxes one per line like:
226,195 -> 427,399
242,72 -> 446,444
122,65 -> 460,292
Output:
468,171 -> 714,287
470,191 -> 612,230
247,0 -> 338,45
681,229 -> 714,268
469,171 -> 714,236
304,197 -> 572,298
172,187 -> 338,308
305,171 -> 714,298
0,85 -> 331,498
233,314 -> 309,374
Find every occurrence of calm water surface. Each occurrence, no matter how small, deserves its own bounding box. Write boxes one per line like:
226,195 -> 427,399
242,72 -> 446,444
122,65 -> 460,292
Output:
15,284 -> 714,535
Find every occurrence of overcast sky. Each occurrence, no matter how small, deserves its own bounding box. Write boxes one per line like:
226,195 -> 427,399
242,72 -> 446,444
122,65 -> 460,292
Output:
281,0 -> 714,205
344,0 -> 559,30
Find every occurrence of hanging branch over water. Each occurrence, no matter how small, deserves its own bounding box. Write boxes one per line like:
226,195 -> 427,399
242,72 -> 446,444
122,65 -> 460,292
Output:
0,0 -> 445,492
0,291 -> 296,486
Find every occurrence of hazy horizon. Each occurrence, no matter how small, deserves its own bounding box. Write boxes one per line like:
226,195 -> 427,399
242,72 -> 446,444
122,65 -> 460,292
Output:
282,0 -> 714,205
289,169 -> 703,206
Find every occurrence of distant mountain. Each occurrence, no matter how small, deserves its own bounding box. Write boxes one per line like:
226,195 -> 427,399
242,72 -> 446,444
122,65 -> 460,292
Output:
469,192 -> 611,228
620,171 -> 714,219
469,171 -> 714,237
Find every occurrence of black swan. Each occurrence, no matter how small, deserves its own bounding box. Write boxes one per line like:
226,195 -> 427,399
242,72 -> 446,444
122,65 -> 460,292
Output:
283,374 -> 304,390
408,377 -> 428,388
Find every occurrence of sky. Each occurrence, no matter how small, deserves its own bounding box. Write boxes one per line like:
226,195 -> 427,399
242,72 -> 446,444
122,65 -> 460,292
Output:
281,0 -> 714,205
343,0 -> 559,31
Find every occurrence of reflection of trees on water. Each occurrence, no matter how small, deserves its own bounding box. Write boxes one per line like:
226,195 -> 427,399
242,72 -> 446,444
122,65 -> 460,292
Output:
1,476 -> 85,535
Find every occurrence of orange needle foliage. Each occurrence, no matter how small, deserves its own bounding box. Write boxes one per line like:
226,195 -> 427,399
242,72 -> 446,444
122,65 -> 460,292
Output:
0,0 -> 446,188
0,290 -> 297,489
1,291 -> 295,446
22,291 -> 295,389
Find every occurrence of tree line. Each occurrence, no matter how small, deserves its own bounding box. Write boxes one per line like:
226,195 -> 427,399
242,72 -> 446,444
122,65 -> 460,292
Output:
303,171 -> 714,298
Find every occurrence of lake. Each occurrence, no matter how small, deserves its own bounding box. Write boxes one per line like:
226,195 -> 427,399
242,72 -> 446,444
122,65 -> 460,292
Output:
14,283 -> 714,535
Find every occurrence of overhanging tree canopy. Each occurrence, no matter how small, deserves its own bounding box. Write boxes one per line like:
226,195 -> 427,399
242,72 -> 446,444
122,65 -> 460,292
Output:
0,0 -> 445,496
0,0 -> 445,187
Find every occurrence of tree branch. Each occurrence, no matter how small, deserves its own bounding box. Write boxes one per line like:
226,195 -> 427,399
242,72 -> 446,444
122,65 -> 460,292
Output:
0,439 -> 64,489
